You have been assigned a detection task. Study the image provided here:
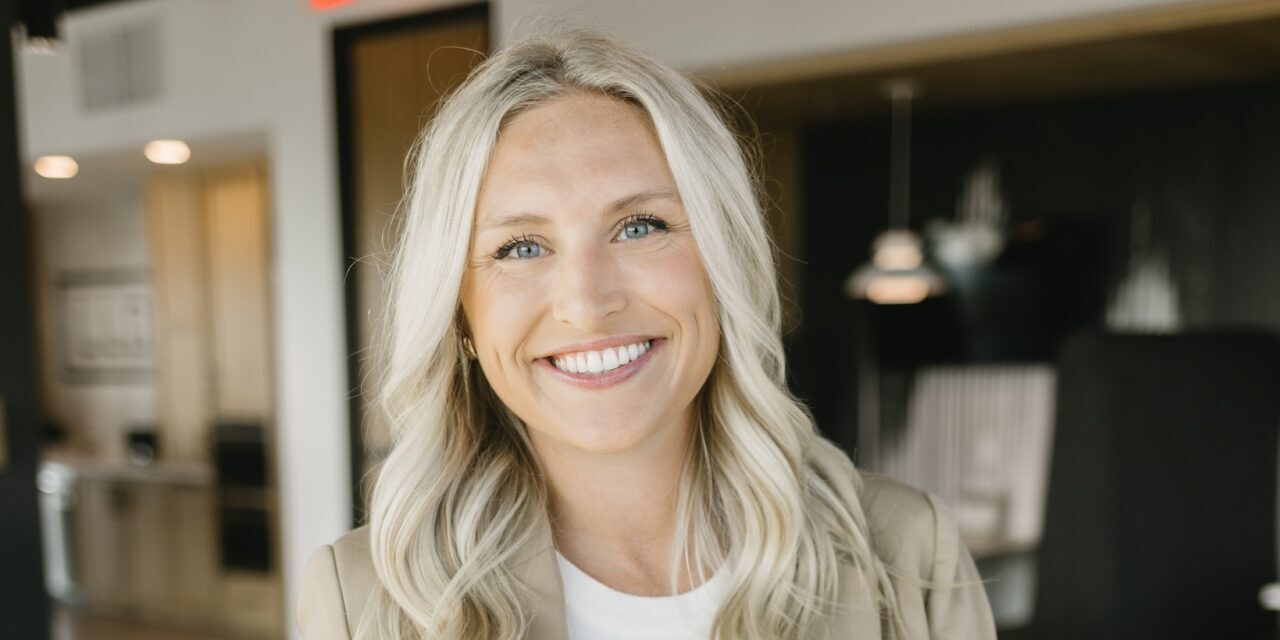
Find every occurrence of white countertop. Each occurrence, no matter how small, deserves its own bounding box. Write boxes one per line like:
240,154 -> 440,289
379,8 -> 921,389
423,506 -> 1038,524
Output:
39,451 -> 214,488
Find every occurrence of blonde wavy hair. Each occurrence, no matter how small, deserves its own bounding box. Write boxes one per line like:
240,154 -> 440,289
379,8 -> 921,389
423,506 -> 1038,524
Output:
363,28 -> 910,640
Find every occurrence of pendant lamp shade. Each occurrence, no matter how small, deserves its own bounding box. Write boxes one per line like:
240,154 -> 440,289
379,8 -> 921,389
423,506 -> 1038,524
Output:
845,80 -> 946,304
846,230 -> 947,304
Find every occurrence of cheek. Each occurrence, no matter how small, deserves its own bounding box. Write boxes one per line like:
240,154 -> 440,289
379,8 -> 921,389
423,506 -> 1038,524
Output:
630,242 -> 719,348
462,269 -> 546,355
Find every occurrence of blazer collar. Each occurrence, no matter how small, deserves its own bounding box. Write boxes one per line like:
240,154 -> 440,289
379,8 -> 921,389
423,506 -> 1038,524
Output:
513,519 -> 569,639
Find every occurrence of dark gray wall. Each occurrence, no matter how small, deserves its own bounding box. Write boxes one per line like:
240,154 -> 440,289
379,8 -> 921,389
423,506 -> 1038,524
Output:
793,78 -> 1280,449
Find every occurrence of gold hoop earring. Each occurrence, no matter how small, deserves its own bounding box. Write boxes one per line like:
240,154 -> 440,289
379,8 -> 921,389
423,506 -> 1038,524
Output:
461,336 -> 478,360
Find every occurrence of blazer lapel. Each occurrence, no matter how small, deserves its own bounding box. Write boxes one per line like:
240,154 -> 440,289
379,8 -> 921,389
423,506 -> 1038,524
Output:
514,521 -> 568,640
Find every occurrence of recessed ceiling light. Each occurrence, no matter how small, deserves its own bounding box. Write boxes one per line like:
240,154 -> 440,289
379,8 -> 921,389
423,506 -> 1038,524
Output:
34,155 -> 78,179
144,140 -> 191,165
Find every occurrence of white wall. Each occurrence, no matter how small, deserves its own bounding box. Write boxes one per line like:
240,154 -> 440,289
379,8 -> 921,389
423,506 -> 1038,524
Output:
17,0 -> 1197,637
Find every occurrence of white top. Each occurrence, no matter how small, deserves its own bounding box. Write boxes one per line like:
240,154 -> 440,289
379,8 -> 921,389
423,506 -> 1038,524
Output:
555,551 -> 730,640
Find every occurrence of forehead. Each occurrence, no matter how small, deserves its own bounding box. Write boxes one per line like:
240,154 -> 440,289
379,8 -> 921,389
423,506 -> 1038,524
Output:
475,92 -> 678,221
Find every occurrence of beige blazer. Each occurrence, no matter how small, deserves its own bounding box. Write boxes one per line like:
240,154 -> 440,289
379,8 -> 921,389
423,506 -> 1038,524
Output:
296,472 -> 997,639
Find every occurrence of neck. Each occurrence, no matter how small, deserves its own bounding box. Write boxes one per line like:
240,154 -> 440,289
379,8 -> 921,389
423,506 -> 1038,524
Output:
531,408 -> 698,595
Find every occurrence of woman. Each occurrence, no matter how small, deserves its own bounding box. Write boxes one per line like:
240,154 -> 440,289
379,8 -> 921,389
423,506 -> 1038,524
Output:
297,29 -> 996,640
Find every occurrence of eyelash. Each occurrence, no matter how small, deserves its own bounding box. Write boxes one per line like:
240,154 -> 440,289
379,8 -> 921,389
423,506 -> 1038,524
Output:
492,212 -> 671,261
494,233 -> 539,260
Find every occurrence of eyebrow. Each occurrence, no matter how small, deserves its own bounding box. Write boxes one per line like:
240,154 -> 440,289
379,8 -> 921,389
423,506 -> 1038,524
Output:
476,188 -> 680,232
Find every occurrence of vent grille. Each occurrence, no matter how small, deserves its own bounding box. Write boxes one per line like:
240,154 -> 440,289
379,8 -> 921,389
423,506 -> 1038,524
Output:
77,20 -> 163,112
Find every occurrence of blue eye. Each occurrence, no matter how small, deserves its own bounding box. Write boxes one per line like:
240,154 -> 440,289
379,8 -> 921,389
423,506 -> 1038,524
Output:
616,213 -> 669,241
618,221 -> 655,240
495,235 -> 547,260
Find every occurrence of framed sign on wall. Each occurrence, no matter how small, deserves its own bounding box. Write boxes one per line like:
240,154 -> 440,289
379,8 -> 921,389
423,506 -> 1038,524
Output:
56,269 -> 155,383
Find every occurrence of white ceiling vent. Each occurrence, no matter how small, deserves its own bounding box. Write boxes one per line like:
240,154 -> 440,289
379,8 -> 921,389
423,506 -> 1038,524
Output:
77,20 -> 163,112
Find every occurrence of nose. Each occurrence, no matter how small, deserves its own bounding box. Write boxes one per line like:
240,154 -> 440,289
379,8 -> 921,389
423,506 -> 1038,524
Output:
550,243 -> 626,331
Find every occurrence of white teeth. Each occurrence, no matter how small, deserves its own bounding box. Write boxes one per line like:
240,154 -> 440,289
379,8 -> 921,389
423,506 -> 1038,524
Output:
550,340 -> 656,375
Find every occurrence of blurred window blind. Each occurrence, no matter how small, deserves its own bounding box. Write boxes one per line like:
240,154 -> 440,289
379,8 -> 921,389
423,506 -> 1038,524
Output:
880,365 -> 1056,555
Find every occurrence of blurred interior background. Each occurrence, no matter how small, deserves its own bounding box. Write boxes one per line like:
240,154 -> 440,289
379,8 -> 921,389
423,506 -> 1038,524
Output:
2,0 -> 1279,639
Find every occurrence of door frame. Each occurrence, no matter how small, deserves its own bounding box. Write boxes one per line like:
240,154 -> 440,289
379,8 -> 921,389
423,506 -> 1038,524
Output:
332,3 -> 490,526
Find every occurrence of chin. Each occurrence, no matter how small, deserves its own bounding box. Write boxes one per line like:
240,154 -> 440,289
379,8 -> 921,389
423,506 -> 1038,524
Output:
529,412 -> 667,456
563,422 -> 660,455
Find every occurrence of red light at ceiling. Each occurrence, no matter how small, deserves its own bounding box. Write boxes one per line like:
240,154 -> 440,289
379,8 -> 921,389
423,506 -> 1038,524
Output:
311,0 -> 353,10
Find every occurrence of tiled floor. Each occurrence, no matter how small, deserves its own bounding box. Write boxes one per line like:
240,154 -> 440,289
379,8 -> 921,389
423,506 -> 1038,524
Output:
51,606 -> 255,640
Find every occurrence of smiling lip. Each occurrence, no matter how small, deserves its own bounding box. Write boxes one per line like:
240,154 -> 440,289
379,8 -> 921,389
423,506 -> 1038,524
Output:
537,338 -> 664,389
538,335 -> 660,360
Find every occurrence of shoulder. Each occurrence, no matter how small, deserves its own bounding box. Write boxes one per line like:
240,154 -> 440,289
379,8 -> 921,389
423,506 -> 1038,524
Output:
296,526 -> 376,640
804,440 -> 945,578
856,470 -> 944,577
854,470 -> 997,639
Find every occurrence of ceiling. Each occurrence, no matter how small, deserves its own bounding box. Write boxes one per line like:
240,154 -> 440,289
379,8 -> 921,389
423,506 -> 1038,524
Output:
711,1 -> 1280,123
24,132 -> 267,209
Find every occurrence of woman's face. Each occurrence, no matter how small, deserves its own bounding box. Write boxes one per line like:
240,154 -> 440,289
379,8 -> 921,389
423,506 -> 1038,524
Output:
461,91 -> 719,457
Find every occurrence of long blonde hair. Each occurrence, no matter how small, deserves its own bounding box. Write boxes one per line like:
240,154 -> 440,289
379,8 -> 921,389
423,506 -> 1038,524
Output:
364,28 -> 908,639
